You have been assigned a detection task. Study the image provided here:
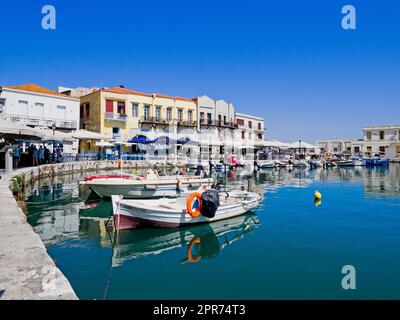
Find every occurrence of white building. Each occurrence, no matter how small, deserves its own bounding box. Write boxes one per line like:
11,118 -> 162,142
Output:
363,125 -> 400,159
196,95 -> 237,160
234,112 -> 265,157
0,84 -> 80,153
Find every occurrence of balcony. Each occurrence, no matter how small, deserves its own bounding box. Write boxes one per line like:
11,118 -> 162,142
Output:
176,119 -> 197,127
140,117 -> 197,127
6,114 -> 77,129
200,119 -> 238,129
104,112 -> 127,122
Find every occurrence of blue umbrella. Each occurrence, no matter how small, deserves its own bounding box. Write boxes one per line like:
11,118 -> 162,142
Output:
128,136 -> 157,144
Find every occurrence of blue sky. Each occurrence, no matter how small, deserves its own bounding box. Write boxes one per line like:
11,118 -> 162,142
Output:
1,0 -> 399,142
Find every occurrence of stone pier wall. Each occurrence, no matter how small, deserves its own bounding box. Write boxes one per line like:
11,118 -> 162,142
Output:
0,159 -> 173,300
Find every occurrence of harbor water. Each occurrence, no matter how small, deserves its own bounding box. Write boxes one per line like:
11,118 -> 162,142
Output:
22,165 -> 400,299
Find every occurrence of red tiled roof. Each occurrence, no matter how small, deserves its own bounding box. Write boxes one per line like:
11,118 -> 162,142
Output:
102,86 -> 196,102
3,83 -> 74,98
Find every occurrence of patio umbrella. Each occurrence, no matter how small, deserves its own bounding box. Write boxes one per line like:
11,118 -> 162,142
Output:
128,136 -> 158,144
35,126 -> 74,143
0,119 -> 45,140
67,129 -> 109,140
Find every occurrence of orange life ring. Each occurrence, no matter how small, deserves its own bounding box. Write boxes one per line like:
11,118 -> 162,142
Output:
187,237 -> 201,263
186,192 -> 202,218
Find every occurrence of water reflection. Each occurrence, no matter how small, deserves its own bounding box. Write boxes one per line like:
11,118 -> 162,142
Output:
112,213 -> 260,267
24,165 -> 400,246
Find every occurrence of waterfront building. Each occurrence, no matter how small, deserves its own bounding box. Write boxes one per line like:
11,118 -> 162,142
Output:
235,112 -> 265,158
196,95 -> 237,160
0,84 -> 80,153
315,139 -> 354,155
79,86 -> 198,154
362,125 -> 400,159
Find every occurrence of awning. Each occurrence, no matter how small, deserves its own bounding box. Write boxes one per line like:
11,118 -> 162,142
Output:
289,141 -> 316,149
0,119 -> 45,140
36,126 -> 74,143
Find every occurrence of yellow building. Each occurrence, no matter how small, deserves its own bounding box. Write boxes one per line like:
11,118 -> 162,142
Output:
79,86 -> 197,151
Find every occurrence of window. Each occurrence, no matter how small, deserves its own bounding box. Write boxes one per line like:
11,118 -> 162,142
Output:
188,110 -> 193,123
85,104 -> 90,117
17,100 -> 28,116
249,132 -> 252,139
258,133 -> 263,140
200,112 -> 205,123
106,100 -> 114,113
241,131 -> 245,139
117,101 -> 125,114
33,103 -> 45,118
379,131 -> 385,140
367,146 -> 372,152
218,114 -> 222,124
80,105 -> 84,118
379,146 -> 386,153
248,121 -> 252,129
354,146 -> 360,153
144,106 -> 150,120
237,118 -> 244,126
131,103 -> 138,117
207,113 -> 212,124
178,109 -> 183,122
56,105 -> 66,119
223,115 -> 227,124
258,122 -> 261,130
156,106 -> 161,120
167,108 -> 172,121
366,131 -> 372,140
0,98 -> 5,112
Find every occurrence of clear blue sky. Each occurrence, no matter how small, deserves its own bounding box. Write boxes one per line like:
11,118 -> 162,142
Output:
1,0 -> 399,142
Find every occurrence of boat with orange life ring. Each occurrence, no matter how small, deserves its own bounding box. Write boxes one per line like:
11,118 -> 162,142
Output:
186,192 -> 202,218
111,191 -> 261,230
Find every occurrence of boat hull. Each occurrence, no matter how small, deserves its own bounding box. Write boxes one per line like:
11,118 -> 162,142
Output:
112,194 -> 260,230
85,178 -> 213,199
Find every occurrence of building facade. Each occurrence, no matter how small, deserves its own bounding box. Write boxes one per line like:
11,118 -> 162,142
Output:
315,125 -> 400,160
235,112 -> 265,157
79,86 -> 198,153
363,125 -> 400,158
0,84 -> 80,153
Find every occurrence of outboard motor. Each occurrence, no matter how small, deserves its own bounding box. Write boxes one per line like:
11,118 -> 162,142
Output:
200,189 -> 220,218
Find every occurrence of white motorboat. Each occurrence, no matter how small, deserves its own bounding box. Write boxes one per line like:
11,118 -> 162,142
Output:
292,159 -> 309,168
111,191 -> 261,230
351,158 -> 366,166
258,160 -> 275,169
81,169 -> 214,199
309,159 -> 323,168
335,160 -> 355,167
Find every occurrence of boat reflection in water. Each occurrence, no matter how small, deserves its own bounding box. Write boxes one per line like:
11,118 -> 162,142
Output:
111,213 -> 260,267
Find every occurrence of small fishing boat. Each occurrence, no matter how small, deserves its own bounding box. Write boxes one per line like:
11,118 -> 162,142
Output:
364,158 -> 390,166
323,160 -> 336,167
335,160 -> 355,167
292,160 -> 309,168
81,169 -> 214,199
111,191 -> 261,230
309,160 -> 323,168
351,158 -> 366,166
259,160 -> 276,169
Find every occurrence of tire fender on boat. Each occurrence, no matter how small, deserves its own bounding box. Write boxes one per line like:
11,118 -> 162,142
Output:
186,192 -> 202,218
187,237 -> 201,263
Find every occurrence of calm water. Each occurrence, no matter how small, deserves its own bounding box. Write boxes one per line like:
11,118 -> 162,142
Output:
23,165 -> 400,299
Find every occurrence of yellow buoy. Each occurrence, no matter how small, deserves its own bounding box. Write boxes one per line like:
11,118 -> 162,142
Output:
314,198 -> 322,207
314,190 -> 322,200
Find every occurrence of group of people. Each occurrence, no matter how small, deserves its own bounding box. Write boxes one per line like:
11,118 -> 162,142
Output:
12,144 -> 63,168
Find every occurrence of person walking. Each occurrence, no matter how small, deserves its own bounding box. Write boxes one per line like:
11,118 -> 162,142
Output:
12,145 -> 20,169
39,145 -> 44,164
32,146 -> 38,166
44,146 -> 50,164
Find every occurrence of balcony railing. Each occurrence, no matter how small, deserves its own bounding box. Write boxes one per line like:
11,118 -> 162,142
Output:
104,112 -> 127,122
140,117 -> 197,127
200,119 -> 238,129
6,114 -> 77,129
